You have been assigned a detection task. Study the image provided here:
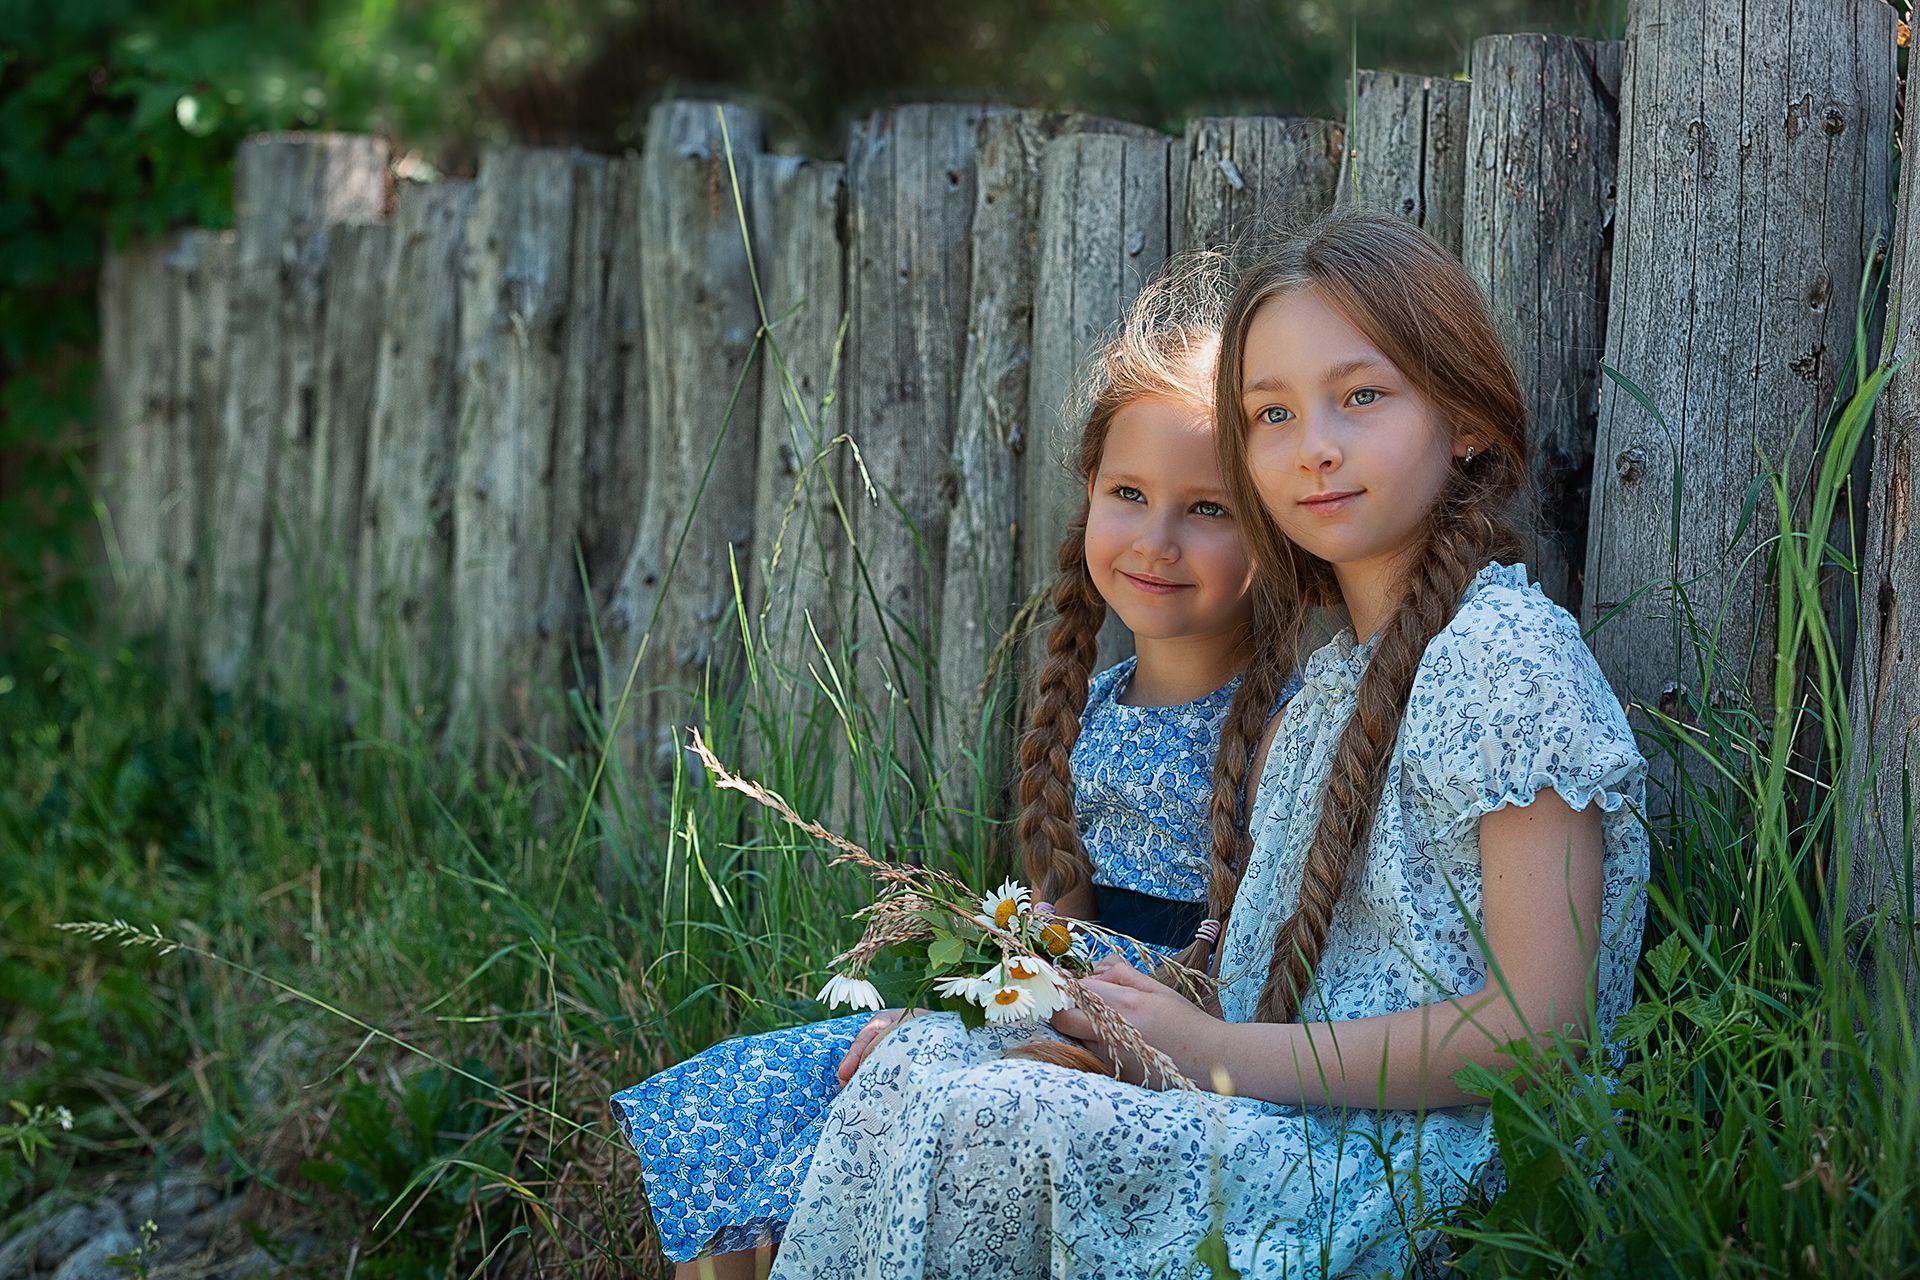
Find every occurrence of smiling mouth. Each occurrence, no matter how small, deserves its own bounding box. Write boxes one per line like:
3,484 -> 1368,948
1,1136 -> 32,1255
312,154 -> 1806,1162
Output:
1299,490 -> 1363,509
1121,572 -> 1189,593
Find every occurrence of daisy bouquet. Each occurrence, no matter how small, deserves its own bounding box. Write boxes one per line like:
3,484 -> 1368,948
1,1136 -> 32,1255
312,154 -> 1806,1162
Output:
688,732 -> 1195,1087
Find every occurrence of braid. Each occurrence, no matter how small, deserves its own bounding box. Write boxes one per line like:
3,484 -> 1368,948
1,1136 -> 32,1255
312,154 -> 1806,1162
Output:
1256,503 -> 1522,1023
1016,510 -> 1107,905
1159,582 -> 1303,985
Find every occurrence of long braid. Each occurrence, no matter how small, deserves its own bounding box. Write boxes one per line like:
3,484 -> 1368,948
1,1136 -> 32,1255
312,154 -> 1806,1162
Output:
1160,581 -> 1304,983
1016,509 -> 1107,904
1256,504 -> 1522,1023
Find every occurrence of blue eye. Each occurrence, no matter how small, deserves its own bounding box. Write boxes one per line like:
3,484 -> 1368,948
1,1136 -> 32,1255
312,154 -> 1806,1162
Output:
1113,485 -> 1144,503
1259,406 -> 1291,425
1193,500 -> 1228,518
1350,388 -> 1381,406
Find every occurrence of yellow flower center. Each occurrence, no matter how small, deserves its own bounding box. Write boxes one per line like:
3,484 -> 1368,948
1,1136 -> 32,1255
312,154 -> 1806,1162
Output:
1008,957 -> 1039,980
993,900 -> 1021,929
993,988 -> 1022,1006
1039,922 -> 1073,955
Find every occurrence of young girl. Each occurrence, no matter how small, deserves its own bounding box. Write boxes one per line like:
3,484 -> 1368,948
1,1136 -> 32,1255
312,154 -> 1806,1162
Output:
762,211 -> 1651,1279
610,259 -> 1299,1276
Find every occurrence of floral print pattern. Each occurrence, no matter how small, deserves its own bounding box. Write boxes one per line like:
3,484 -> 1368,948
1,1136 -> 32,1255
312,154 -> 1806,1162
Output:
610,660 -> 1257,1262
767,563 -> 1650,1279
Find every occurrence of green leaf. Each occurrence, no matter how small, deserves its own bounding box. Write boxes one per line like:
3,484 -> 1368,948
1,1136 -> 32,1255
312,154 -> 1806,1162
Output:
1645,934 -> 1691,993
926,935 -> 966,970
1193,1225 -> 1241,1279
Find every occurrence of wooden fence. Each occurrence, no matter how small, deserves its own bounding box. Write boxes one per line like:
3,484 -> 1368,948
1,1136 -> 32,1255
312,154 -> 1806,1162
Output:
95,0 -> 1919,941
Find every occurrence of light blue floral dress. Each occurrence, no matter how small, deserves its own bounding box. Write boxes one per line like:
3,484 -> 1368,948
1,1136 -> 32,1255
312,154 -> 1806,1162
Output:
766,563 -> 1651,1279
611,660 -> 1271,1262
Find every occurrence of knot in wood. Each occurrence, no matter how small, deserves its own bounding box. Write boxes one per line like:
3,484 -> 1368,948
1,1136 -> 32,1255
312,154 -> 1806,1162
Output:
1614,447 -> 1646,484
1822,108 -> 1845,137
1789,345 -> 1824,383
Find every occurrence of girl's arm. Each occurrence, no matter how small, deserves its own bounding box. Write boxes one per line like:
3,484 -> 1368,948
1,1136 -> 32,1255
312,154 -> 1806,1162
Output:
1056,791 -> 1605,1110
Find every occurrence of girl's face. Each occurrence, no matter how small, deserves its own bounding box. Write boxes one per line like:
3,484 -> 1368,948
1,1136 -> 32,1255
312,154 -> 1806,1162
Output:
1237,289 -> 1472,601
1084,397 -> 1253,645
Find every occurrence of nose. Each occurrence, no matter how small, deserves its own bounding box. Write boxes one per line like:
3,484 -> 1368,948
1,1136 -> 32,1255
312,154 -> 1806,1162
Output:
1130,505 -> 1181,563
1296,411 -> 1343,472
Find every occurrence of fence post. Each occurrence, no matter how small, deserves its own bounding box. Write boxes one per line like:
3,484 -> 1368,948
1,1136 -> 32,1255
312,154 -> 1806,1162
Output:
1851,9 -> 1920,1000
451,145 -> 608,769
745,154 -> 849,774
204,134 -> 388,693
1583,0 -> 1896,807
1462,35 -> 1623,613
358,179 -> 475,736
96,241 -> 175,633
842,103 -> 996,838
1343,70 -> 1472,256
602,102 -> 766,799
162,230 -> 237,691
1175,116 -> 1342,259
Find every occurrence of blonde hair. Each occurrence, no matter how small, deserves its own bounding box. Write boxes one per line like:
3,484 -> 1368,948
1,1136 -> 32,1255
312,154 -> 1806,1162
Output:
1213,210 -> 1530,1022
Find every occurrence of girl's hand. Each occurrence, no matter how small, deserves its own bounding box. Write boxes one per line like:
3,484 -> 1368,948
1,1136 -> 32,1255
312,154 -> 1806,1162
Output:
1050,955 -> 1226,1087
835,1008 -> 919,1086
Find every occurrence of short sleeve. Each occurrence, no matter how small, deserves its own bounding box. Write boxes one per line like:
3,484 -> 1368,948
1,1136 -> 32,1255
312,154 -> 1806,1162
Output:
1400,576 -> 1646,842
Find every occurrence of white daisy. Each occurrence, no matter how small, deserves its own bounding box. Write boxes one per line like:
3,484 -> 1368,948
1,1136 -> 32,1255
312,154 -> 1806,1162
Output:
974,878 -> 1032,932
816,972 -> 885,1013
999,953 -> 1070,1018
933,972 -> 994,1003
981,983 -> 1038,1023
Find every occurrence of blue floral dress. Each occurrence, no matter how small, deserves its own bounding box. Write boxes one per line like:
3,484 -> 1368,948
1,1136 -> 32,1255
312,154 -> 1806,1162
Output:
766,563 -> 1651,1279
612,660 -> 1271,1262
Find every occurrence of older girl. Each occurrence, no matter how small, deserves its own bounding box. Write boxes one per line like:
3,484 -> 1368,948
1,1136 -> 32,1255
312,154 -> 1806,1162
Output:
766,211 -> 1650,1279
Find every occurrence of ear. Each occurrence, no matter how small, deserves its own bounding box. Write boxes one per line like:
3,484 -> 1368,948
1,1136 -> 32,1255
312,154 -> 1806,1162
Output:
1452,435 -> 1482,461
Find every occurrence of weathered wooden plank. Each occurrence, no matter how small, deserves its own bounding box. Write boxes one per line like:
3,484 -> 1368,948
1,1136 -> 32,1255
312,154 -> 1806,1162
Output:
747,154 -> 848,706
1584,0 -> 1896,782
581,153 -> 648,683
96,240 -> 176,630
204,134 -> 388,693
602,102 -> 765,796
358,179 -> 474,731
1025,127 -> 1177,676
1850,10 -> 1920,995
938,112 -> 1062,792
1344,70 -> 1472,256
1462,36 -> 1622,613
451,145 -> 609,766
309,222 -> 392,646
842,103 -> 996,820
1175,116 -> 1343,260
162,229 -> 236,683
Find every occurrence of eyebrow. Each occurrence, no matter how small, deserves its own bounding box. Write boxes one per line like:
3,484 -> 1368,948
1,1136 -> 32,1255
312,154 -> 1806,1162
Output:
1243,356 -> 1389,396
1100,472 -> 1230,500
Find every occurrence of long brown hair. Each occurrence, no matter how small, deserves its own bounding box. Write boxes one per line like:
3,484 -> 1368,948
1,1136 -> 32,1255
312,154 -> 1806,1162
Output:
1213,210 -> 1530,1023
1017,254 -> 1275,924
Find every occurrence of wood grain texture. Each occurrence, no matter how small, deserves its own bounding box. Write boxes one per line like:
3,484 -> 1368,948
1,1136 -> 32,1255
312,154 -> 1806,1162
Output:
842,103 -> 996,813
1850,3 -> 1920,990
1175,116 -> 1343,260
1462,35 -> 1623,613
162,229 -> 237,684
602,103 -> 765,795
204,134 -> 388,692
97,241 -> 175,630
1585,0 -> 1896,781
359,179 -> 474,732
310,222 -> 392,637
747,154 -> 848,710
451,145 -> 608,767
1344,70 -> 1472,255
